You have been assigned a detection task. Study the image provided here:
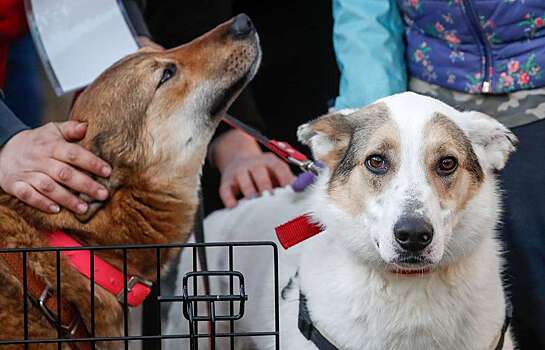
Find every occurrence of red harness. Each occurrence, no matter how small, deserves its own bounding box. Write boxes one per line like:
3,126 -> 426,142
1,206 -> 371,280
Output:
47,231 -> 152,307
275,214 -> 324,249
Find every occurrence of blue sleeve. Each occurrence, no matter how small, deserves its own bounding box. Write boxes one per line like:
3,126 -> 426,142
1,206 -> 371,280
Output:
0,98 -> 28,147
333,0 -> 407,110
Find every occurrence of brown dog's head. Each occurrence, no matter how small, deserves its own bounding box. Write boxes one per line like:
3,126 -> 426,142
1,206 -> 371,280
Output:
69,14 -> 260,220
73,13 -> 259,172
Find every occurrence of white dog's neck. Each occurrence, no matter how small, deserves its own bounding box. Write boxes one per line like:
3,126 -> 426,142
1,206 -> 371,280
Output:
297,230 -> 507,350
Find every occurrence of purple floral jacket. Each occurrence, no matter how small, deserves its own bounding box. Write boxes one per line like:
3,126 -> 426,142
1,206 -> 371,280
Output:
399,0 -> 545,94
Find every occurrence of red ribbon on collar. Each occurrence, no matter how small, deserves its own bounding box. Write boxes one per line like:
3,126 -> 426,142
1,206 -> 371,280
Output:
275,214 -> 324,249
46,231 -> 152,307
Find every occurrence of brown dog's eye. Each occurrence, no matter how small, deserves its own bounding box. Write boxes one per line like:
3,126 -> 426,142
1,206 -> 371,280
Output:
437,156 -> 458,176
365,155 -> 388,175
158,63 -> 177,88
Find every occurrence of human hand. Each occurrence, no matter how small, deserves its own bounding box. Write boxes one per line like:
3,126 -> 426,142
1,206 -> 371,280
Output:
0,121 -> 112,214
211,129 -> 296,208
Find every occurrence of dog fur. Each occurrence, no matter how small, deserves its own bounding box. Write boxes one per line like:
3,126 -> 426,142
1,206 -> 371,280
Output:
166,92 -> 516,350
0,15 -> 261,349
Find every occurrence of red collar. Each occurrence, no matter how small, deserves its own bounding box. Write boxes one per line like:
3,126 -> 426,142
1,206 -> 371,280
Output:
275,214 -> 324,249
46,231 -> 152,307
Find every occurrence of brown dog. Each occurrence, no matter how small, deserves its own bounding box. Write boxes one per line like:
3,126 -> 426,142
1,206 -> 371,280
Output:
0,14 -> 260,349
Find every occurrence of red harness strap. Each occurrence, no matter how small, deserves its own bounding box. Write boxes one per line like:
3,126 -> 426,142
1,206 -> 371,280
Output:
47,231 -> 152,307
275,214 -> 324,249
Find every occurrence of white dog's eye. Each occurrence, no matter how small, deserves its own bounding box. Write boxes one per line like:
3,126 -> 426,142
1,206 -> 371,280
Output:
158,63 -> 177,88
437,156 -> 458,176
365,155 -> 388,175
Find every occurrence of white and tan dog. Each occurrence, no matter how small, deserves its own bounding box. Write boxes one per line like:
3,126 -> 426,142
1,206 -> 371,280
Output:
166,92 -> 516,350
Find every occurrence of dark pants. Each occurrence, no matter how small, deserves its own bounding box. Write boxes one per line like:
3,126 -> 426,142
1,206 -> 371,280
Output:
500,119 -> 545,349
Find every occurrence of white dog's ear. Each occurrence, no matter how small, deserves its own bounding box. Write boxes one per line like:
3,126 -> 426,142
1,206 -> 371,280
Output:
297,112 -> 353,166
457,111 -> 518,170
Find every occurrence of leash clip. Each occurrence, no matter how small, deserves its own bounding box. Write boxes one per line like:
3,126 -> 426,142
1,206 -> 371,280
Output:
288,157 -> 320,175
269,140 -> 320,175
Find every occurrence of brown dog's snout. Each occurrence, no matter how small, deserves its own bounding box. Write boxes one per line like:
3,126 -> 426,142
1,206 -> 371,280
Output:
229,13 -> 255,39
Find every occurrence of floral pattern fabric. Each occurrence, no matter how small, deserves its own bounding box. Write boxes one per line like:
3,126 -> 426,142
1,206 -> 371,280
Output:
397,0 -> 545,94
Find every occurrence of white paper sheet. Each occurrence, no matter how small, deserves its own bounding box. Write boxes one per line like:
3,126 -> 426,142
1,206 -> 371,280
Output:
26,0 -> 138,95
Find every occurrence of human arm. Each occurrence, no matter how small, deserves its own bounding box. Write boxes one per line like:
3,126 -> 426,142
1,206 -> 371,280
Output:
210,129 -> 295,208
0,100 -> 112,214
207,86 -> 294,208
0,95 -> 28,146
333,0 -> 407,109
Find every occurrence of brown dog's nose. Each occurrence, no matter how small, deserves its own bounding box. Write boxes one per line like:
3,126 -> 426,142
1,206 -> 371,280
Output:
394,216 -> 434,253
230,13 -> 254,39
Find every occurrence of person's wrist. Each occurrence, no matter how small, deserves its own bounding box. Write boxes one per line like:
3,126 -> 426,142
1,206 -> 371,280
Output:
0,131 -> 21,185
0,128 -> 27,154
0,124 -> 30,149
211,129 -> 262,172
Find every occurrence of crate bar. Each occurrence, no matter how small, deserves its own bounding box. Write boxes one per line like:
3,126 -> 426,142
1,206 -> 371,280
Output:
90,250 -> 96,350
191,246 -> 198,350
158,294 -> 245,303
123,249 -> 129,350
229,245 -> 234,350
273,244 -> 280,349
56,250 -> 62,350
0,330 -> 280,345
156,247 -> 162,350
0,241 -> 278,253
209,301 -> 216,350
22,251 -> 29,350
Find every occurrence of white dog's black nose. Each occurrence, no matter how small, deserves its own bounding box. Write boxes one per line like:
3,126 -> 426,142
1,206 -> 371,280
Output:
230,14 -> 254,39
394,217 -> 434,252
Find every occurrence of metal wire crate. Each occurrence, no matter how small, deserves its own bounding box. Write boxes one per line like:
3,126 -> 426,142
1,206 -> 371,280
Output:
0,241 -> 280,350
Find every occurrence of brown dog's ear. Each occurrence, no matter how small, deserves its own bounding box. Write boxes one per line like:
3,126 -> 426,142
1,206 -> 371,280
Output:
297,110 -> 355,168
75,176 -> 120,223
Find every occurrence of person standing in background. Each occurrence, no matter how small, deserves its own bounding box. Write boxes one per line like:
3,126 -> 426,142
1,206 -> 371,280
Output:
146,1 -> 340,214
332,1 -> 545,348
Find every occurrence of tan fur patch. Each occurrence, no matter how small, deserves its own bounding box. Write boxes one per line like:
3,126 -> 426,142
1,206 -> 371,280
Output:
322,103 -> 401,216
329,119 -> 400,216
423,114 -> 484,211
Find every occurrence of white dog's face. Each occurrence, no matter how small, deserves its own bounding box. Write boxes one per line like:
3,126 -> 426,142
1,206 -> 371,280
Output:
299,92 -> 517,274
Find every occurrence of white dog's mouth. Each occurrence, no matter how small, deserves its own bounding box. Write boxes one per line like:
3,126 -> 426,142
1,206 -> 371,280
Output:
387,264 -> 435,276
386,255 -> 436,276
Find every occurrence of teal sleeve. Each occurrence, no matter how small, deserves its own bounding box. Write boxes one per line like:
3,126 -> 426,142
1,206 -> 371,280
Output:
333,0 -> 407,110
